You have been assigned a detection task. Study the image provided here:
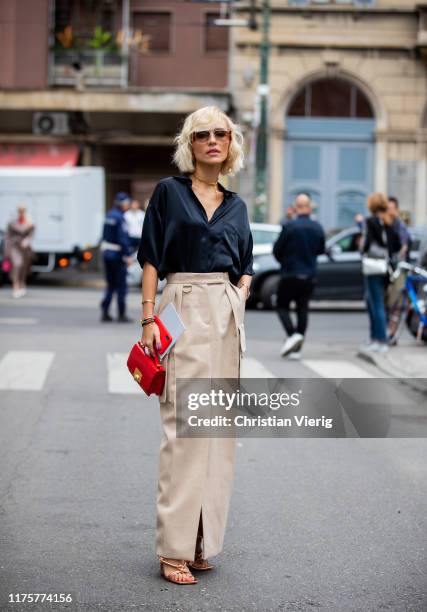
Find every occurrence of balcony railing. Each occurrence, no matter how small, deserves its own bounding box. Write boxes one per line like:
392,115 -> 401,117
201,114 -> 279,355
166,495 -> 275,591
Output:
51,49 -> 128,88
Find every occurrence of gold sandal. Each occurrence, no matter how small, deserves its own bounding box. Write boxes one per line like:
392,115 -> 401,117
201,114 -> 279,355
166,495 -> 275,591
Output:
159,557 -> 198,585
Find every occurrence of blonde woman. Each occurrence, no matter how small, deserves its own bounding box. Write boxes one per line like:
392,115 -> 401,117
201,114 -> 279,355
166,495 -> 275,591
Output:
137,106 -> 253,585
5,204 -> 35,298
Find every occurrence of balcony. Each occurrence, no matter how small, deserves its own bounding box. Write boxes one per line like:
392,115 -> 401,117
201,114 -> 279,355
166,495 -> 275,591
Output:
51,49 -> 127,89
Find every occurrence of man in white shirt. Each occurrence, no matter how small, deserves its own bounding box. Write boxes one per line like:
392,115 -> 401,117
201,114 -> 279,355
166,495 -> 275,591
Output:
124,199 -> 145,252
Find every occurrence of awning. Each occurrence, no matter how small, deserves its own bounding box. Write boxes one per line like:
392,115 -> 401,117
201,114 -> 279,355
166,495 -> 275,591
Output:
0,143 -> 79,167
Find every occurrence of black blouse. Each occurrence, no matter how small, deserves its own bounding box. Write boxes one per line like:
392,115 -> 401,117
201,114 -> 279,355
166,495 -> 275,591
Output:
362,216 -> 401,258
137,174 -> 254,285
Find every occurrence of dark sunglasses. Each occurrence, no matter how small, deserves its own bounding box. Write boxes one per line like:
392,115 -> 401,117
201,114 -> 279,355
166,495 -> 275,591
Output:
192,129 -> 231,143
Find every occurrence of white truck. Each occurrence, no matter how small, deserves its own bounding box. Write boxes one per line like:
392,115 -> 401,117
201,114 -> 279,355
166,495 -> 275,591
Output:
0,167 -> 104,273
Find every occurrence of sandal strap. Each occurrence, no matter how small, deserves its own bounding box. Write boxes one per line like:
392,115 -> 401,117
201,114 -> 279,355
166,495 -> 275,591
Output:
168,568 -> 194,581
159,556 -> 188,572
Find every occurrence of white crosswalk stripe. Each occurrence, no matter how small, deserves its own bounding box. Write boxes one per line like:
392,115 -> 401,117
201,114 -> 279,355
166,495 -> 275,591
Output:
0,318 -> 39,325
302,359 -> 375,378
0,351 -> 379,395
0,351 -> 54,390
241,357 -> 276,378
107,353 -> 140,394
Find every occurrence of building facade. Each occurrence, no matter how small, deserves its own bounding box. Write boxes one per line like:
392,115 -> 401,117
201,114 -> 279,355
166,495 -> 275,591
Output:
0,0 -> 231,209
231,0 -> 427,228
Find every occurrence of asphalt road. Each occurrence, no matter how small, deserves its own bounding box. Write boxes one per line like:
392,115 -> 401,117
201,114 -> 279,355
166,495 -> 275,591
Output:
0,286 -> 426,611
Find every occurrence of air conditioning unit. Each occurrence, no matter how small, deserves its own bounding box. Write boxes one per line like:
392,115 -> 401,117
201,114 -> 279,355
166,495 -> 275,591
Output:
33,112 -> 70,135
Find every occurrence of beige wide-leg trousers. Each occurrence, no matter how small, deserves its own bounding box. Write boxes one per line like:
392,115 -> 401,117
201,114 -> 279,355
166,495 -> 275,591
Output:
155,272 -> 246,561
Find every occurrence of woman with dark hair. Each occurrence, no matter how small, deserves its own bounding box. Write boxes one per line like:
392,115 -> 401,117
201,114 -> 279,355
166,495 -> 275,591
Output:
137,106 -> 253,585
361,192 -> 401,351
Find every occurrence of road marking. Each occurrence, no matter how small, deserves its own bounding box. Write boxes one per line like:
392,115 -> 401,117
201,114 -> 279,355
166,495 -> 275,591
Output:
0,351 -> 54,390
241,357 -> 276,378
0,318 -> 38,325
302,359 -> 375,378
107,353 -> 140,394
106,355 -> 277,394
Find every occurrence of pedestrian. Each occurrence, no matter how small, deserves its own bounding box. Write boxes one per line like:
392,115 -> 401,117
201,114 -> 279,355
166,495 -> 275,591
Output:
100,192 -> 133,322
273,194 -> 325,359
4,204 -> 35,298
385,196 -> 412,340
387,196 -> 411,260
360,193 -> 401,352
137,106 -> 253,585
419,232 -> 427,269
124,199 -> 145,253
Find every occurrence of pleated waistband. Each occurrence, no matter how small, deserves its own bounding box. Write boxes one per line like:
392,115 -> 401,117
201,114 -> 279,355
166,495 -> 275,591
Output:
165,272 -> 230,285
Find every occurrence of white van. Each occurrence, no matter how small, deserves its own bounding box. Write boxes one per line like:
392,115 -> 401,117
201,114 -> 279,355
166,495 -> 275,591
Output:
0,167 -> 104,272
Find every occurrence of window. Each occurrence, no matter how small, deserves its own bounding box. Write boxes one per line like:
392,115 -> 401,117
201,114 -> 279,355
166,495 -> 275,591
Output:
205,13 -> 229,52
288,79 -> 374,118
54,0 -> 117,45
251,229 -> 281,245
132,12 -> 171,53
336,233 -> 362,252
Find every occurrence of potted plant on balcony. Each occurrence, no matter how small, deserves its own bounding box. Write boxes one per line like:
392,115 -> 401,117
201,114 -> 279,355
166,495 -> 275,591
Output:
87,26 -> 116,75
54,25 -> 85,86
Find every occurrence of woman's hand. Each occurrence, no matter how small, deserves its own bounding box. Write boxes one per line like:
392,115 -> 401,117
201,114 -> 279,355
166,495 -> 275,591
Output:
239,285 -> 250,301
237,281 -> 251,301
141,321 -> 161,357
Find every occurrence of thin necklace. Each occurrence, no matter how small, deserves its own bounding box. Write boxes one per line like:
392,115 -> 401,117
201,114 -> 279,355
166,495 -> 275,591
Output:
193,173 -> 218,187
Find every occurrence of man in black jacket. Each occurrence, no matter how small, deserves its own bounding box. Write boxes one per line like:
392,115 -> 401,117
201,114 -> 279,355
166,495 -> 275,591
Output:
273,194 -> 325,358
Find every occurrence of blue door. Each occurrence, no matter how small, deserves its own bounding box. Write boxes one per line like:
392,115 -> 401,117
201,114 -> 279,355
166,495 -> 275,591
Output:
284,118 -> 375,229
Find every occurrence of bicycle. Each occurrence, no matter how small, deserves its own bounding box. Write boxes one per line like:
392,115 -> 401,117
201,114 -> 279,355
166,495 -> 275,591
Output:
386,261 -> 427,345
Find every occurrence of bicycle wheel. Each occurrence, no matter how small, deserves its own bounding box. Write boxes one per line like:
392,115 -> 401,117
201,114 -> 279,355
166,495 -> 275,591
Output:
406,307 -> 427,343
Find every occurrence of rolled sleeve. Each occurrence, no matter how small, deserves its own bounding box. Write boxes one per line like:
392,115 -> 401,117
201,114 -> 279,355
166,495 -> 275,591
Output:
137,182 -> 165,272
239,207 -> 254,276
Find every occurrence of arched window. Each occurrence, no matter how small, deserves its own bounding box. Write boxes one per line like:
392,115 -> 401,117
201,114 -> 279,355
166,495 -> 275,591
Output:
288,78 -> 374,118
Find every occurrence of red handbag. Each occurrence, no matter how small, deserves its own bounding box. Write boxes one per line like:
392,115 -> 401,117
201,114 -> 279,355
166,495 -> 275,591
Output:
127,341 -> 165,396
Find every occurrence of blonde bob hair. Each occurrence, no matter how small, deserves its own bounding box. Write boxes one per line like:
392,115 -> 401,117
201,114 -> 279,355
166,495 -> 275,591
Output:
173,106 -> 244,176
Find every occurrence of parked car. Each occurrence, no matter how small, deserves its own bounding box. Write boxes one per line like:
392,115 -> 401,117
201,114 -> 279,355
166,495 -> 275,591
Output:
127,222 -> 284,289
250,224 -> 424,309
127,251 -> 166,292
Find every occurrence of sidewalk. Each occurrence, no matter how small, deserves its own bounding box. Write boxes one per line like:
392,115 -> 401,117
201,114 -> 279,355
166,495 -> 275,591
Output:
358,339 -> 427,390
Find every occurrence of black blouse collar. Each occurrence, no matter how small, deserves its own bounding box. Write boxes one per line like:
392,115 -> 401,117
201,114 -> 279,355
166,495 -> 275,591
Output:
173,173 -> 236,197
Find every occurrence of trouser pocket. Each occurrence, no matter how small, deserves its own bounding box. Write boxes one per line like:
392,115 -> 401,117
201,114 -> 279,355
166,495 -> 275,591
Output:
238,323 -> 246,356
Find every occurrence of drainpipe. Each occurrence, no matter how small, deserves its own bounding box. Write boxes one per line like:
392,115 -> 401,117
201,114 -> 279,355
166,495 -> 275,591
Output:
253,0 -> 270,222
121,0 -> 130,89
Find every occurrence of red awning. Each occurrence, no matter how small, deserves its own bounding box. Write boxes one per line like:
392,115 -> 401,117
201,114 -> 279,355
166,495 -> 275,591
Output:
0,143 -> 79,167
